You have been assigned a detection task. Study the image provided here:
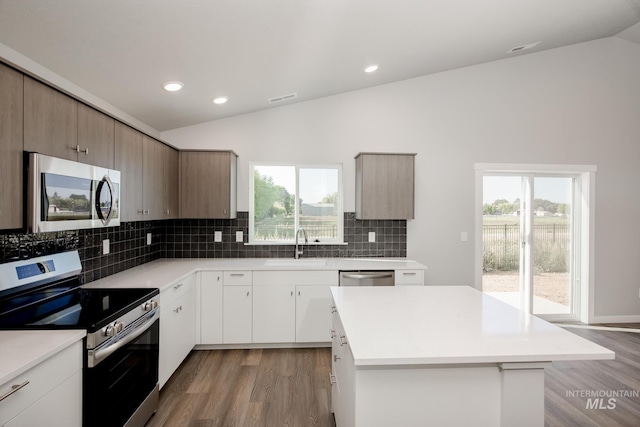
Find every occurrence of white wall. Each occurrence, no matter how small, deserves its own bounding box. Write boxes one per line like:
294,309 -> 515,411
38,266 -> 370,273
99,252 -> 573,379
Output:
163,38 -> 640,319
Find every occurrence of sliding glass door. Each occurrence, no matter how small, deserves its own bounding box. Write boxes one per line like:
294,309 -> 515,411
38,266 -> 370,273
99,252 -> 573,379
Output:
482,174 -> 576,319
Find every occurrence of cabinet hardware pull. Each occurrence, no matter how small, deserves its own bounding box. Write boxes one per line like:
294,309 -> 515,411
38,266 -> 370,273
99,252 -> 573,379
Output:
328,372 -> 337,385
137,209 -> 144,214
174,305 -> 183,313
81,147 -> 89,155
334,355 -> 341,362
298,291 -> 301,296
230,273 -> 244,277
331,306 -> 337,313
330,329 -> 336,338
174,283 -> 183,290
246,291 -> 250,297
291,291 -> 293,296
72,144 -> 80,153
0,380 -> 29,402
339,335 -> 347,346
403,272 -> 417,276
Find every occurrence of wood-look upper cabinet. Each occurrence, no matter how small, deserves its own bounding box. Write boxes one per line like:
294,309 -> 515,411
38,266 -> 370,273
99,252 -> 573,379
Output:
143,136 -> 178,220
179,151 -> 237,219
24,77 -> 115,168
77,103 -> 114,168
114,122 -> 144,221
24,76 -> 78,161
0,63 -> 24,230
355,152 -> 416,220
163,143 -> 179,219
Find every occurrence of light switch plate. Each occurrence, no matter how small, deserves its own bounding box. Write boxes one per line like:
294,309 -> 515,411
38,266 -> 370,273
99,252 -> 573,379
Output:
368,232 -> 375,243
103,239 -> 110,254
236,231 -> 243,242
214,231 -> 222,242
147,233 -> 152,245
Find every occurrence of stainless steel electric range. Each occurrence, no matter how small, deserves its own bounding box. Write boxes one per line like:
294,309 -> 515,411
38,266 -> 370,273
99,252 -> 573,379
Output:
0,251 -> 160,427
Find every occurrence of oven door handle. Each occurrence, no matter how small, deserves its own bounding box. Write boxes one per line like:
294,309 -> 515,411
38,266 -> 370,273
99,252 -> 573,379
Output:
88,310 -> 159,368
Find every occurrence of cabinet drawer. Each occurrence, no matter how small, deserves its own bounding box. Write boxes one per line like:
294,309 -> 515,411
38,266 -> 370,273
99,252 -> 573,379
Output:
394,270 -> 424,285
0,340 -> 82,425
162,274 -> 195,305
223,271 -> 252,285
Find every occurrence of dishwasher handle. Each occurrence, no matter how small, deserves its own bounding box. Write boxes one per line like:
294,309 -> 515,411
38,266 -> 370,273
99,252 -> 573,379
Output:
341,272 -> 394,280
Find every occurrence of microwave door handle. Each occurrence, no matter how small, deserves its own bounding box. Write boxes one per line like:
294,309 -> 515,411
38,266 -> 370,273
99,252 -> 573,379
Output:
96,175 -> 115,226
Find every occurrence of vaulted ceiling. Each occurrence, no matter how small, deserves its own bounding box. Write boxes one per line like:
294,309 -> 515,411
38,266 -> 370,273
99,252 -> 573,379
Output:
1,0 -> 639,132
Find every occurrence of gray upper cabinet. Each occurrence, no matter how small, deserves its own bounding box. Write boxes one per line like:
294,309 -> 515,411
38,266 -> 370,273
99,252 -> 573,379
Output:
77,103 -> 115,168
0,63 -> 24,230
355,152 -> 416,220
115,122 -> 144,221
179,151 -> 237,219
24,76 -> 78,161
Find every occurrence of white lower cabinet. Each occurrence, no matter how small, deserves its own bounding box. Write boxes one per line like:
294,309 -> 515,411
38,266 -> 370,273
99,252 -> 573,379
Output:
331,310 -> 355,427
0,340 -> 82,427
223,286 -> 252,343
222,271 -> 253,344
159,273 -> 196,388
200,271 -> 223,344
295,285 -> 333,343
395,269 -> 425,285
253,285 -> 296,343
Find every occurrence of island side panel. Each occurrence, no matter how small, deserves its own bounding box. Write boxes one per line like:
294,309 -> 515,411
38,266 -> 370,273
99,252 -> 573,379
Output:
354,365 -> 501,427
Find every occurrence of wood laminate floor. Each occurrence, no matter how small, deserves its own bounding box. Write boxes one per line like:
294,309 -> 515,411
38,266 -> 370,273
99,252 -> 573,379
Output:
147,326 -> 640,427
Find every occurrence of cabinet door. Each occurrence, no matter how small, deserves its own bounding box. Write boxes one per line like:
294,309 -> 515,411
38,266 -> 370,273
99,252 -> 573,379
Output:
164,143 -> 179,219
179,151 -> 236,218
223,285 -> 252,344
253,285 -> 296,343
356,153 -> 415,219
5,371 -> 82,427
142,136 -> 164,220
295,285 -> 333,343
200,271 -> 223,344
114,122 -> 143,221
0,63 -> 23,230
24,76 -> 78,161
77,103 -> 114,168
159,285 -> 196,388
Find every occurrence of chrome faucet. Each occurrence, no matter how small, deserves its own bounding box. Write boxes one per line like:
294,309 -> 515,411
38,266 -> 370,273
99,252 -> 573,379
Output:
294,228 -> 308,259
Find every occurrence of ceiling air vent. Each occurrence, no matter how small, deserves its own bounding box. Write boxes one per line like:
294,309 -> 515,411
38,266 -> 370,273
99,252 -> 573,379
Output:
268,93 -> 298,104
507,41 -> 540,54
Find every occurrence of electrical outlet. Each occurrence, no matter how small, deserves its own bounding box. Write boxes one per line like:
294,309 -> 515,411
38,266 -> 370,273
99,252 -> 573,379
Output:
103,239 -> 110,255
147,233 -> 152,245
368,232 -> 375,243
214,231 -> 222,242
236,231 -> 243,242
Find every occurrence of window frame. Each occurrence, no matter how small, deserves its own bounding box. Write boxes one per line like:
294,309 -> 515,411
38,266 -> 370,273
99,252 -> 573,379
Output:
248,161 -> 344,245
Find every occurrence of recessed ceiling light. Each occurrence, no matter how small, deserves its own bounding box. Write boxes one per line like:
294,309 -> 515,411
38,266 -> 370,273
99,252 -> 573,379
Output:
212,96 -> 228,105
364,64 -> 379,73
162,81 -> 183,92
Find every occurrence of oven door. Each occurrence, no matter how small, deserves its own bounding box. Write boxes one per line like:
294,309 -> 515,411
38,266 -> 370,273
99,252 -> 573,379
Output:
84,314 -> 159,427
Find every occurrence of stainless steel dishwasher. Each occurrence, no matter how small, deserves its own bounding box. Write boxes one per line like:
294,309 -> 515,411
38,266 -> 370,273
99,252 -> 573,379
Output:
339,270 -> 395,286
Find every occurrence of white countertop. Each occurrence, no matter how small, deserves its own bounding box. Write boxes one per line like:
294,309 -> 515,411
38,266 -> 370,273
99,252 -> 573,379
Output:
330,285 -> 614,367
0,330 -> 86,385
82,257 -> 427,291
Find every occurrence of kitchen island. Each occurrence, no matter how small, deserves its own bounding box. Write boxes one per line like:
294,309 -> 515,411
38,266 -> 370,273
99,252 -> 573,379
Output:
329,286 -> 614,427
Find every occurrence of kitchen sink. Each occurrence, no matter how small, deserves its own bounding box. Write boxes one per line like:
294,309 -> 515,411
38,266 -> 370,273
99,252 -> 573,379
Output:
262,259 -> 328,267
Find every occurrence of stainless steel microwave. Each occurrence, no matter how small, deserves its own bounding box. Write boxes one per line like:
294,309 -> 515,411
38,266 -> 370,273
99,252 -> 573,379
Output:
27,153 -> 121,233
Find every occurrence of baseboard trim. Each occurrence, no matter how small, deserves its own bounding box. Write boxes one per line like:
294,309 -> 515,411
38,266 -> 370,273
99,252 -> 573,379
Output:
589,315 -> 640,324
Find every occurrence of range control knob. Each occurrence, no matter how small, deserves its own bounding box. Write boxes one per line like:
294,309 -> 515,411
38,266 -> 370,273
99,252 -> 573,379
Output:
115,321 -> 125,333
142,300 -> 158,312
105,325 -> 116,337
